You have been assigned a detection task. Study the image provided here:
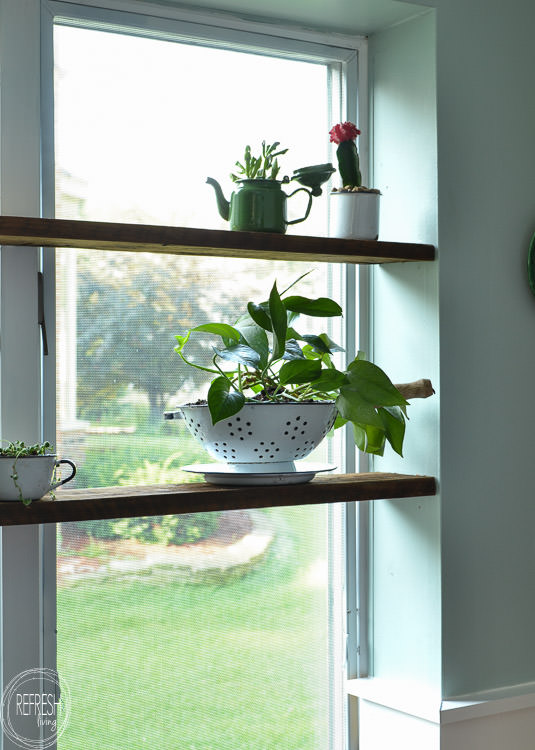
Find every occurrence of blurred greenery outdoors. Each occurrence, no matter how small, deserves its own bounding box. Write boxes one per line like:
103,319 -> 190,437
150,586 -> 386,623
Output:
57,258 -> 332,750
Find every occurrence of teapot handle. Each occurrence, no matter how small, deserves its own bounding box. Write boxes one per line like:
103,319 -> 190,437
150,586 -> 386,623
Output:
286,187 -> 313,226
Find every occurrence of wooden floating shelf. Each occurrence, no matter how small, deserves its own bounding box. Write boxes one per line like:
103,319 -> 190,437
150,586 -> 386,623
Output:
0,216 -> 435,264
0,473 -> 437,527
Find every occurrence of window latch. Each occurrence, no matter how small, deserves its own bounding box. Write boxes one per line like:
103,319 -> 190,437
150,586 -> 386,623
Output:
38,271 -> 49,356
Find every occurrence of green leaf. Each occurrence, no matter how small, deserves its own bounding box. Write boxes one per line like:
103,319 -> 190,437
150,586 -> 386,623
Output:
351,421 -> 386,455
378,406 -> 406,457
352,423 -> 367,452
282,339 -> 305,360
247,302 -> 272,331
269,282 -> 287,361
192,323 -> 241,345
174,330 -> 190,354
332,413 -> 348,430
360,424 -> 386,455
287,328 -> 342,355
346,359 -> 408,407
279,359 -> 322,385
310,369 -> 347,392
300,344 -> 322,360
235,318 -> 269,369
299,334 -> 332,354
283,295 -> 343,317
336,361 -> 408,456
318,333 -> 344,353
287,327 -> 332,355
207,377 -> 245,424
336,390 -> 384,429
213,344 -> 261,368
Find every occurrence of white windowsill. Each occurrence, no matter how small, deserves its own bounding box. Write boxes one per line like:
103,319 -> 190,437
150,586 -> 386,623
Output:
346,678 -> 441,724
346,677 -> 535,726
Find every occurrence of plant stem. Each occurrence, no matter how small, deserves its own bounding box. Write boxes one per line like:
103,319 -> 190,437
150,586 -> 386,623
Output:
177,350 -> 220,376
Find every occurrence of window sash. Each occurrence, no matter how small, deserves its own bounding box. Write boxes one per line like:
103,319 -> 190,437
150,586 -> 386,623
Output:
0,1 -> 367,747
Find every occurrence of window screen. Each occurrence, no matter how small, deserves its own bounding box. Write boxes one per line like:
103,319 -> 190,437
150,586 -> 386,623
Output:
54,23 -> 346,749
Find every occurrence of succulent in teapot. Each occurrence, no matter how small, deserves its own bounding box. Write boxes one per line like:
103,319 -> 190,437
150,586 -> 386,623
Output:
230,141 -> 288,182
206,139 -> 334,234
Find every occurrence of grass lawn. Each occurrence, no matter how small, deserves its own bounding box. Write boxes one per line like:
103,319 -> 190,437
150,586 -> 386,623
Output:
57,504 -> 330,750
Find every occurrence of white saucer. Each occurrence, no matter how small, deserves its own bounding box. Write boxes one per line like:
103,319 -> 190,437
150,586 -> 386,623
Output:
182,462 -> 337,486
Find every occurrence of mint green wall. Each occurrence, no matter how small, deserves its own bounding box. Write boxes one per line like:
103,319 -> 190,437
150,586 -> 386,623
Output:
368,11 -> 441,690
437,0 -> 535,697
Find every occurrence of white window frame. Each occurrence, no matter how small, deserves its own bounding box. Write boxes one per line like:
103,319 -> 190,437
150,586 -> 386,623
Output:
0,1 -> 370,747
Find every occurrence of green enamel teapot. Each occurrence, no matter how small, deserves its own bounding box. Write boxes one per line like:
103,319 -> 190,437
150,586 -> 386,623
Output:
206,163 -> 335,234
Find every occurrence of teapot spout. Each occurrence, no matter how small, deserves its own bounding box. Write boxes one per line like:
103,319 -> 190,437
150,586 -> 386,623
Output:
206,177 -> 230,221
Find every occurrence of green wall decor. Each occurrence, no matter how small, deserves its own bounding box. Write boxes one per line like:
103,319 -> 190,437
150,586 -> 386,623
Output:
528,231 -> 535,296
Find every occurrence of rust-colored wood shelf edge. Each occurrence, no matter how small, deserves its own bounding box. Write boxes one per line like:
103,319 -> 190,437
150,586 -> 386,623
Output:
0,473 -> 437,526
0,216 -> 435,264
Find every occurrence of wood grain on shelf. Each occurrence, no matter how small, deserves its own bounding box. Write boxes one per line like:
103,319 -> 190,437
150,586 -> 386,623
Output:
0,473 -> 437,527
0,216 -> 435,264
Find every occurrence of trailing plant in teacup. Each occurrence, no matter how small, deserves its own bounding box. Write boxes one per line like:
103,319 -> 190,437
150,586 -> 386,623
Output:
174,274 -> 408,457
0,440 -> 76,504
0,440 -> 53,505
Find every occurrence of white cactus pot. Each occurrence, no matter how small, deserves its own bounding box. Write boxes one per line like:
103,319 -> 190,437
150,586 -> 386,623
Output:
179,402 -> 337,473
330,190 -> 380,240
0,455 -> 76,501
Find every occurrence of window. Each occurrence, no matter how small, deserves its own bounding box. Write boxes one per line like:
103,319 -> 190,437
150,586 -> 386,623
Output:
0,2 -> 365,748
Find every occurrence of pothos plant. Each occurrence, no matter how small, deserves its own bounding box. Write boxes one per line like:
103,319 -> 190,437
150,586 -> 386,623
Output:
175,275 -> 408,457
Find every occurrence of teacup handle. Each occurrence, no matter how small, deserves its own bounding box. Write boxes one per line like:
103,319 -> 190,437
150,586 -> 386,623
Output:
50,459 -> 77,491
